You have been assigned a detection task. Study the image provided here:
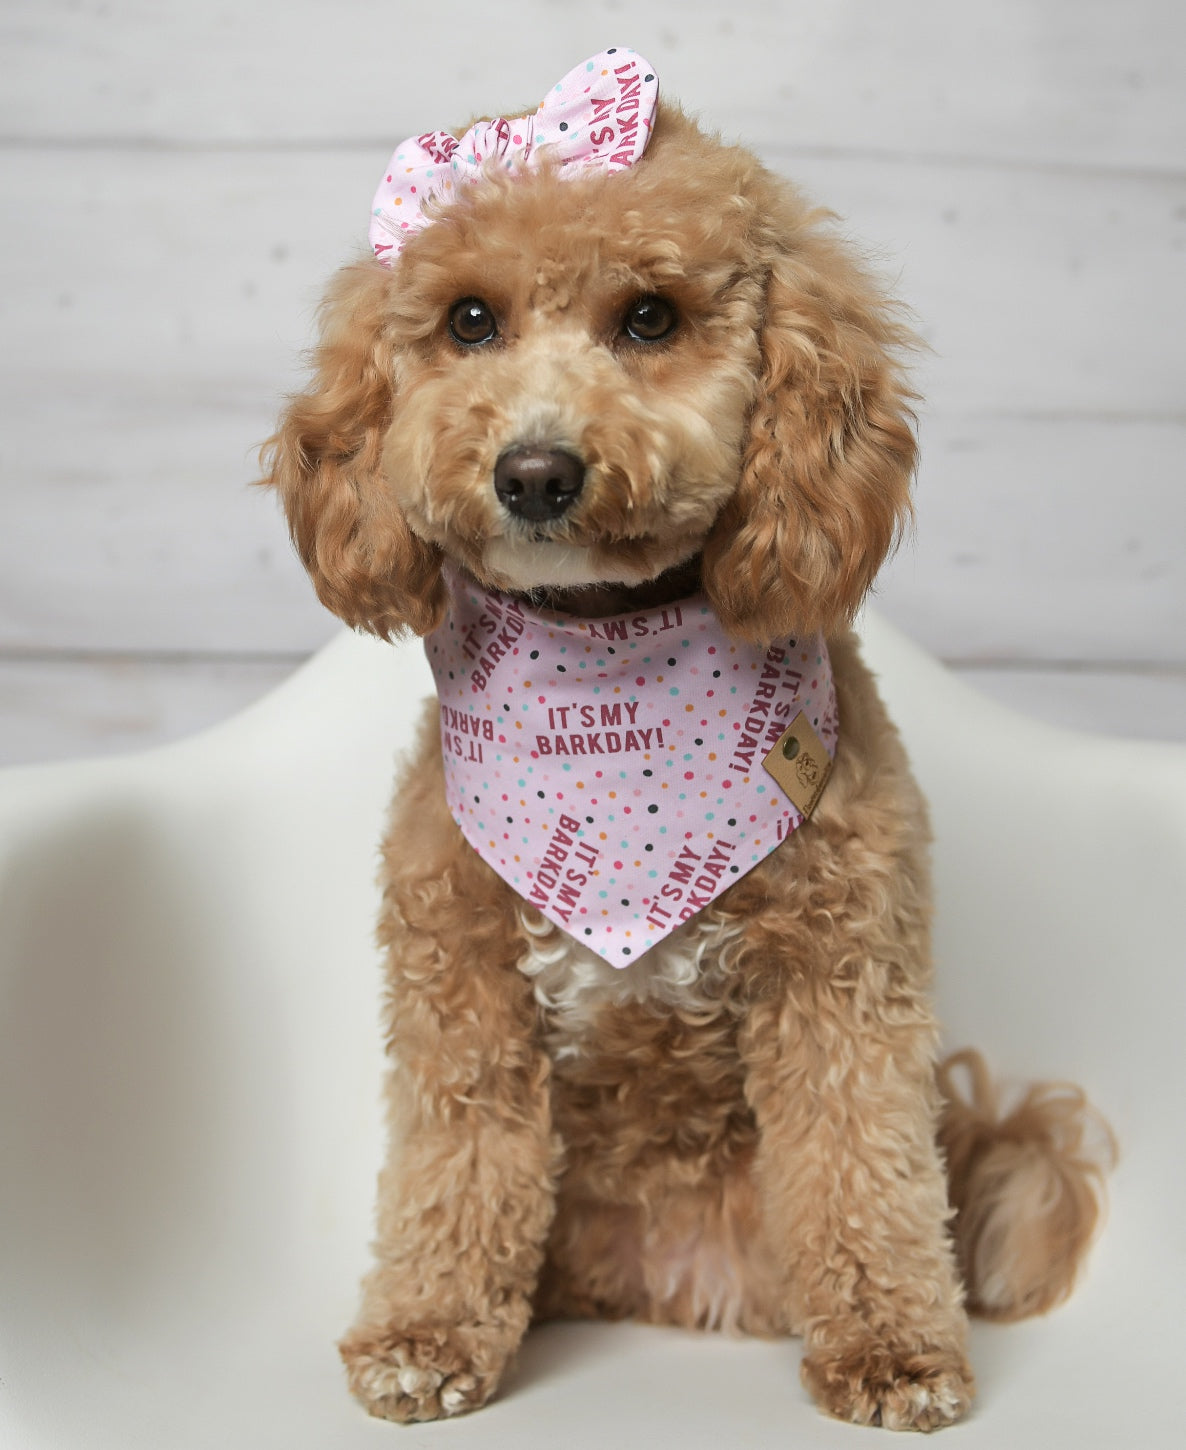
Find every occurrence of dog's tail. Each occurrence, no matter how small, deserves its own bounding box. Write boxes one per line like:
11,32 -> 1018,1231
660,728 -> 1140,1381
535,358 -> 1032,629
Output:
936,1049 -> 1117,1321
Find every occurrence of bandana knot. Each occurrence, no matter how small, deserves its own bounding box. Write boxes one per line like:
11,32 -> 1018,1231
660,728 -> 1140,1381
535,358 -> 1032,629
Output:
369,47 -> 659,262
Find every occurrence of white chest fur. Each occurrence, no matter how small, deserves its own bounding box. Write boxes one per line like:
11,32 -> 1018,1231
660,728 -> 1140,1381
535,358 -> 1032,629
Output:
516,911 -> 745,1056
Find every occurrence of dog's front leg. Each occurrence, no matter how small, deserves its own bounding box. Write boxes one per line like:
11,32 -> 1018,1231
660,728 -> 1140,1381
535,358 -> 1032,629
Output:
737,846 -> 974,1431
340,734 -> 556,1423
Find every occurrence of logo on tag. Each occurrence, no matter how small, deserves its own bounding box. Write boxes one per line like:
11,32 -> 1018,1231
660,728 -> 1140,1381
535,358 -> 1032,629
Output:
761,712 -> 833,818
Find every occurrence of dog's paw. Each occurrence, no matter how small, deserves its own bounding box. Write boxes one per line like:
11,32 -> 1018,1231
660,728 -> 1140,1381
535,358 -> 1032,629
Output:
339,1323 -> 510,1423
801,1341 -> 974,1432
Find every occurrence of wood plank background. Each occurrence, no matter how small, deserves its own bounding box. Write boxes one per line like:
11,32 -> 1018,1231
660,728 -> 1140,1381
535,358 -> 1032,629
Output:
1,0 -> 1183,763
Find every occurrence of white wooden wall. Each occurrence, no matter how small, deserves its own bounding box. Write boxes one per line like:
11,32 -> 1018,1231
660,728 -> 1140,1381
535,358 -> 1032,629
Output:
2,0 -> 1183,764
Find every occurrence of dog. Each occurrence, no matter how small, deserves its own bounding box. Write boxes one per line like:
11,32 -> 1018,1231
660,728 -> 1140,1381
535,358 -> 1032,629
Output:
263,49 -> 1112,1431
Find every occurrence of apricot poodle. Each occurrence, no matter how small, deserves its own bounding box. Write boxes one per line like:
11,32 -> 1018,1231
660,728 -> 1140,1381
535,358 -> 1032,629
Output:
263,49 -> 1112,1432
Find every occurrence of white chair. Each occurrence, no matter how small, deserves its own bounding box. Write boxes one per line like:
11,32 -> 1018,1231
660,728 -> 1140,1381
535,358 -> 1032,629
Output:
1,616 -> 1182,1448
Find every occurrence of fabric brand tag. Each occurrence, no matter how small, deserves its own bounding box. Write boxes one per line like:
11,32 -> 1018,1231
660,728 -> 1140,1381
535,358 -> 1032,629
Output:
762,712 -> 833,818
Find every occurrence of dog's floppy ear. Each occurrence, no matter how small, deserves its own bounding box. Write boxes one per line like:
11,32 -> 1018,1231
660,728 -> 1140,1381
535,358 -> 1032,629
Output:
701,214 -> 916,643
260,260 -> 445,638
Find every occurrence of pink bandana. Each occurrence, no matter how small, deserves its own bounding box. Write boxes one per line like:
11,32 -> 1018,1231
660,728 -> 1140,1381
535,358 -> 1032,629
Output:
425,573 -> 839,968
369,47 -> 659,261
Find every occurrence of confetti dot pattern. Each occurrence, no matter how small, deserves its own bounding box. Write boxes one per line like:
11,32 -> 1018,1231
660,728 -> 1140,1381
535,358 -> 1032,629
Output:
425,571 -> 839,969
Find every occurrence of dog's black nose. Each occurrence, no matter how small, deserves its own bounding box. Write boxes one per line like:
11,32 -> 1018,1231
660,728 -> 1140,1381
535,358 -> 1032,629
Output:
493,447 -> 585,522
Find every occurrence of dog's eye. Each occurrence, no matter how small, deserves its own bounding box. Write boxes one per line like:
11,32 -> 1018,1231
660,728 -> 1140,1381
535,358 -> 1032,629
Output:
623,295 -> 678,343
448,298 -> 499,347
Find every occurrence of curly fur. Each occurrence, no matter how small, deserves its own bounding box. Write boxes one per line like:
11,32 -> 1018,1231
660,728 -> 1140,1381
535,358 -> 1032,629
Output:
262,97 -> 1112,1431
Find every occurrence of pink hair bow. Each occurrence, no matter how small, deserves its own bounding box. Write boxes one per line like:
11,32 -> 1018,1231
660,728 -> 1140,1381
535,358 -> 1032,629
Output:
369,47 -> 659,262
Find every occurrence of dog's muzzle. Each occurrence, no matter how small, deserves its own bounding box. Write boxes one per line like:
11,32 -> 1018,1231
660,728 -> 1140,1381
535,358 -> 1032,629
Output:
493,447 -> 585,523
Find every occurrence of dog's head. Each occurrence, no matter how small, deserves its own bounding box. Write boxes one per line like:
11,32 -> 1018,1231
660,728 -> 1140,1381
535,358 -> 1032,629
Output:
263,102 -> 915,644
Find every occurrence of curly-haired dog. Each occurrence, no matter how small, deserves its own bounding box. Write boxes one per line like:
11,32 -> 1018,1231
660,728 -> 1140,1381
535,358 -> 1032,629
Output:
263,49 -> 1112,1432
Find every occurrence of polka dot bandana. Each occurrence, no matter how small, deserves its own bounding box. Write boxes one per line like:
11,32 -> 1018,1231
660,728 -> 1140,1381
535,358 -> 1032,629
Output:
369,47 -> 658,262
425,572 -> 839,969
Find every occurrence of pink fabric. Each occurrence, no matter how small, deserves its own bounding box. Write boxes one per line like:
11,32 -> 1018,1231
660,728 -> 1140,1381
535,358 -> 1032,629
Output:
425,573 -> 839,968
369,47 -> 659,261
